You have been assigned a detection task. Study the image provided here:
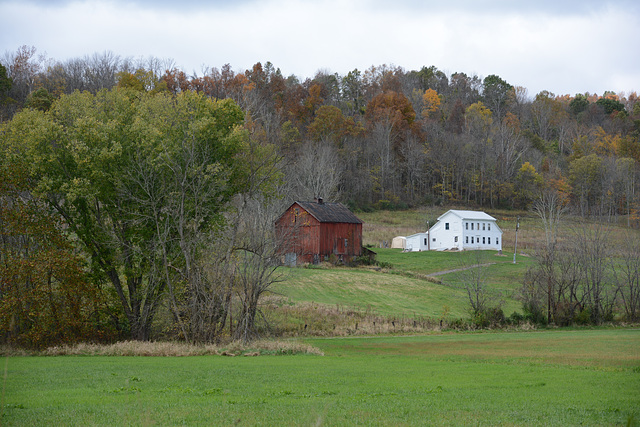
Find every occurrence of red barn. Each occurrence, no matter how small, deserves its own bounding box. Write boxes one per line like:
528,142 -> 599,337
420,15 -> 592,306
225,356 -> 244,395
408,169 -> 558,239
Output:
275,199 -> 363,265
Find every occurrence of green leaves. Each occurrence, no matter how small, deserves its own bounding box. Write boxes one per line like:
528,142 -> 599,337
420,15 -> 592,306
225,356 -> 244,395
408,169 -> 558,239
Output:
2,87 -> 252,340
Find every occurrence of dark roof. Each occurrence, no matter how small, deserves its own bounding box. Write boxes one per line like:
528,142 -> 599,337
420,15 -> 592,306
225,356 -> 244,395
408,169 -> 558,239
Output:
294,201 -> 363,224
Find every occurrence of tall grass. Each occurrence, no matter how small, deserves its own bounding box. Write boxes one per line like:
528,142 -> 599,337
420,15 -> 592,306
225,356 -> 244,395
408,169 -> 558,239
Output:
1,340 -> 323,357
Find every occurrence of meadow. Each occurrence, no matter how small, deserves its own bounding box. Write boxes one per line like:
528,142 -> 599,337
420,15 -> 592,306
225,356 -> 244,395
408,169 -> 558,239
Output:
3,329 -> 638,425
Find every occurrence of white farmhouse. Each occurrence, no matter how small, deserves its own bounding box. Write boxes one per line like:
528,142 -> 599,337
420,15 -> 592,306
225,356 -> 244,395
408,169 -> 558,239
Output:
405,210 -> 503,252
430,210 -> 502,251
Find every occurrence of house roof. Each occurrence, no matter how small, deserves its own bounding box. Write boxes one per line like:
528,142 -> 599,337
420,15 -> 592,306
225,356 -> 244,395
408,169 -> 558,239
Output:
438,209 -> 497,221
293,201 -> 363,224
406,232 -> 427,238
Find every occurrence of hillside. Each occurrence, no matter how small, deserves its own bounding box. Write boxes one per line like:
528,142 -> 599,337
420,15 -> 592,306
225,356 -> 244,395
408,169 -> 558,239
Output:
269,207 -> 640,334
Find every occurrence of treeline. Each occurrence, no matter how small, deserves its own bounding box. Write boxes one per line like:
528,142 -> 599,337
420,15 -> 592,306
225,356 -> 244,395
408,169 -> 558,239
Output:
2,46 -> 639,219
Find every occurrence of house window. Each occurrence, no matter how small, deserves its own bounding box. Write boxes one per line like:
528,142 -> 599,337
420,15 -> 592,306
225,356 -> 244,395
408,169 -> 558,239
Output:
483,237 -> 486,244
466,236 -> 469,244
471,223 -> 474,230
432,238 -> 436,242
488,224 -> 491,231
488,237 -> 491,244
455,236 -> 458,242
477,223 -> 480,230
424,238 -> 427,245
496,238 -> 499,245
344,238 -> 348,249
466,222 -> 469,230
483,223 -> 485,231
445,223 -> 449,230
471,237 -> 474,244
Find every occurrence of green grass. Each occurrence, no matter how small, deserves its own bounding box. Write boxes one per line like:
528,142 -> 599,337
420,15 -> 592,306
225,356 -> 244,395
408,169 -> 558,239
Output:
273,266 -> 469,318
3,329 -> 639,425
272,249 -> 533,322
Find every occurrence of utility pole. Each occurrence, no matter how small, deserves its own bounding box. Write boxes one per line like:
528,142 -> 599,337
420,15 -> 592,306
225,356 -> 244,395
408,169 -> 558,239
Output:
513,216 -> 520,264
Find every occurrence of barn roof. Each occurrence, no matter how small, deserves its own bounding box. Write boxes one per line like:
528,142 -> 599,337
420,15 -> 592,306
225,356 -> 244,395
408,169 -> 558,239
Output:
294,201 -> 363,224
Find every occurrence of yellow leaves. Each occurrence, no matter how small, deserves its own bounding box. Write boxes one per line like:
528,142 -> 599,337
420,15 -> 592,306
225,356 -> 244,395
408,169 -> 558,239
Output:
465,101 -> 493,135
421,88 -> 441,119
573,127 -> 626,159
592,126 -> 622,157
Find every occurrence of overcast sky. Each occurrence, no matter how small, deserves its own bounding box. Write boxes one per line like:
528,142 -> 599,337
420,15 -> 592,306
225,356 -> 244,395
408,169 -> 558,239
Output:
1,0 -> 639,98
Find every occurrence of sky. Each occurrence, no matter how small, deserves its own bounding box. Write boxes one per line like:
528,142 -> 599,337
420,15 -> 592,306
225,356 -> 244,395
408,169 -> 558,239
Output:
1,0 -> 639,98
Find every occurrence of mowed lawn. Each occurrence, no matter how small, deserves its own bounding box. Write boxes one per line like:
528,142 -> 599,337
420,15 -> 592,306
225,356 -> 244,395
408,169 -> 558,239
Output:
3,329 -> 639,425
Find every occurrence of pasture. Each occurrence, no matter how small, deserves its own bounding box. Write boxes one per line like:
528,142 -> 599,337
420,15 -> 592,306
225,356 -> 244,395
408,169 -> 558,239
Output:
2,329 -> 639,425
268,249 -> 533,333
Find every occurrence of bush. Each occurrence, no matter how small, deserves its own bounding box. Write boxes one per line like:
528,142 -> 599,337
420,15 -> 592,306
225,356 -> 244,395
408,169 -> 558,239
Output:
472,307 -> 505,328
522,302 -> 547,325
574,307 -> 591,325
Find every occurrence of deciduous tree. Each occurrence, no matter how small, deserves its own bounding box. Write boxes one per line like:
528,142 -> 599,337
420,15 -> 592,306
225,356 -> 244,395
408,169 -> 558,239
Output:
3,88 -> 248,341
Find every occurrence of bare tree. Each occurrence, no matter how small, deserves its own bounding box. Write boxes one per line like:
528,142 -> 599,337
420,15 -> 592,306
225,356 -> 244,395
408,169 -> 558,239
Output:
231,198 -> 284,342
289,141 -> 343,201
399,135 -> 428,201
523,190 -> 568,323
612,233 -> 640,321
455,251 -> 503,322
571,224 -> 615,324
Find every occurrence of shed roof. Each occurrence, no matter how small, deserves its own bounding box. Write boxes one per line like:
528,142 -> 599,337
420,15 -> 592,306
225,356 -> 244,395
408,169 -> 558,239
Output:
293,201 -> 363,224
438,209 -> 497,221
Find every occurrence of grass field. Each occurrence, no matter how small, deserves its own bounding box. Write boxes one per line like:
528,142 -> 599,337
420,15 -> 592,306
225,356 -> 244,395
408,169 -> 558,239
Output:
269,248 -> 533,331
3,329 -> 639,425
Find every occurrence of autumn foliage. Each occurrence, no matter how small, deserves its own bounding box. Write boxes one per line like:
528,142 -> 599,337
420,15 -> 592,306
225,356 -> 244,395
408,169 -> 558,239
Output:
0,166 -> 117,348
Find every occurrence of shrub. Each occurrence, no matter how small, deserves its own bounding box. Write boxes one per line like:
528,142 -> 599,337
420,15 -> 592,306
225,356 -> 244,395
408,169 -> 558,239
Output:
472,307 -> 505,328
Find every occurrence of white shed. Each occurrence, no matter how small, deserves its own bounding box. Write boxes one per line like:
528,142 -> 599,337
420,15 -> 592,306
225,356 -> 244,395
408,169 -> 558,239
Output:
391,236 -> 406,249
428,210 -> 502,251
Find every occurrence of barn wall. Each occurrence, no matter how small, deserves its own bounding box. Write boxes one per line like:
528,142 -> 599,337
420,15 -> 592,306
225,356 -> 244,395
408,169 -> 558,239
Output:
275,205 -> 321,263
319,222 -> 363,260
276,203 -> 363,264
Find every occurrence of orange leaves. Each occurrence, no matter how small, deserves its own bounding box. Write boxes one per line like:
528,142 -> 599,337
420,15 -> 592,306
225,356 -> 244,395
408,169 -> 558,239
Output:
365,90 -> 415,129
502,112 -> 521,131
308,105 -> 362,146
421,88 -> 441,119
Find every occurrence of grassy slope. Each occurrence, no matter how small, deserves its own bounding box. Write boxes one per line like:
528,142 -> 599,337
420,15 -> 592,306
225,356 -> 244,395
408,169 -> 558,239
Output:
273,266 -> 470,318
271,248 -> 533,320
4,330 -> 639,425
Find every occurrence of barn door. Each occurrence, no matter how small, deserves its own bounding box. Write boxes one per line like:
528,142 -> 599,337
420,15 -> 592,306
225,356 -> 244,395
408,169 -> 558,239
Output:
284,252 -> 297,267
